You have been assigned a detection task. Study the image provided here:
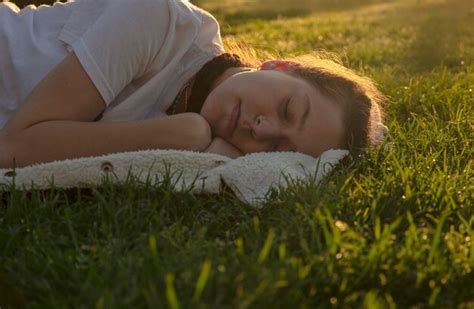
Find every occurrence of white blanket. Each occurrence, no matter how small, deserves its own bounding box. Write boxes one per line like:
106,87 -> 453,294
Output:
0,149 -> 348,206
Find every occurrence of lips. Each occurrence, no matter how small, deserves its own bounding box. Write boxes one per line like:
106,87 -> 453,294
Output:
226,101 -> 241,139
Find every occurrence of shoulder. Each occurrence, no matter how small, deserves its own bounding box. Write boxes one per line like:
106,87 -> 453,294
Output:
71,0 -> 174,26
109,0 -> 221,44
120,0 -> 224,54
119,0 -> 209,25
169,0 -> 224,53
103,0 -> 172,20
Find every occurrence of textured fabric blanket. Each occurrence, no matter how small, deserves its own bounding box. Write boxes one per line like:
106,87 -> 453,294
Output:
0,149 -> 348,206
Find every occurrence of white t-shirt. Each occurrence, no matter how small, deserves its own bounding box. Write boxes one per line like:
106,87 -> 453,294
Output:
0,0 -> 224,129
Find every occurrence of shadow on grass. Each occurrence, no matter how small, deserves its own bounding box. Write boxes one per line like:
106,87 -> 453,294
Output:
0,272 -> 26,309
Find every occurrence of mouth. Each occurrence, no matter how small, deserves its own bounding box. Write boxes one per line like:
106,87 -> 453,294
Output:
226,101 -> 241,139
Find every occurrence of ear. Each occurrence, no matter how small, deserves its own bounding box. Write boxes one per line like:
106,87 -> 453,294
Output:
373,123 -> 389,144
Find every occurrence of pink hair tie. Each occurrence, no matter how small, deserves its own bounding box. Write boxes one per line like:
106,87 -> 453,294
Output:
260,60 -> 301,71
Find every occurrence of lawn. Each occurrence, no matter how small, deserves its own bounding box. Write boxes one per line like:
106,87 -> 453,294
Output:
1,0 -> 473,307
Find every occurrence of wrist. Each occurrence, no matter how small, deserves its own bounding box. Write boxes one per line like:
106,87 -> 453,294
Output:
165,113 -> 211,151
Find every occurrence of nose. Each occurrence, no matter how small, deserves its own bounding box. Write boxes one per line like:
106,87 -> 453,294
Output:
251,115 -> 279,141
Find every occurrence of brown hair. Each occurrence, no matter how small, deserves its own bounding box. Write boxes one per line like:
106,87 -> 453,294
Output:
187,38 -> 386,154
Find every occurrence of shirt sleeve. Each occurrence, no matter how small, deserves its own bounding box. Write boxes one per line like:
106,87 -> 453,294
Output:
69,0 -> 171,105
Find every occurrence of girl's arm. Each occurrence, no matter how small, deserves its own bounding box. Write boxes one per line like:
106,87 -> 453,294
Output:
0,52 -> 211,169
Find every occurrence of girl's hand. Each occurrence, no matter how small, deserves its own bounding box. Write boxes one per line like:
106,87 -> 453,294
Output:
205,137 -> 243,158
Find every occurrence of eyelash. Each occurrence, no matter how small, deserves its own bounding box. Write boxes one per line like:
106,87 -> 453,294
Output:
284,98 -> 293,121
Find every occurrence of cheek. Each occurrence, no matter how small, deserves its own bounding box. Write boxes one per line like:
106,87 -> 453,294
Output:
200,89 -> 224,121
199,94 -> 216,121
200,87 -> 234,132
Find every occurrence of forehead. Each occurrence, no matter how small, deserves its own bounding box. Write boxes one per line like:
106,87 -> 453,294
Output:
234,69 -> 301,87
255,70 -> 303,86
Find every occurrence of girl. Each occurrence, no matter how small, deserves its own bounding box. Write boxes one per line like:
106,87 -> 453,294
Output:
0,0 -> 386,169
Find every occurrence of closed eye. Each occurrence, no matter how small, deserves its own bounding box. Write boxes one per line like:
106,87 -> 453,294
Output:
282,97 -> 295,123
283,98 -> 290,119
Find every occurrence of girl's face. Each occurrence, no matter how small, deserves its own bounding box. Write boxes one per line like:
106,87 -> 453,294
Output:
200,70 -> 345,157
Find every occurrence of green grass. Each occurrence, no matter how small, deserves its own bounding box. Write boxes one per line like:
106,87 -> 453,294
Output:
1,0 -> 473,307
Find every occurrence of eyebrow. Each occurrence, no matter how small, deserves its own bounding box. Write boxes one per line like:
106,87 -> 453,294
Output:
298,94 -> 311,132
